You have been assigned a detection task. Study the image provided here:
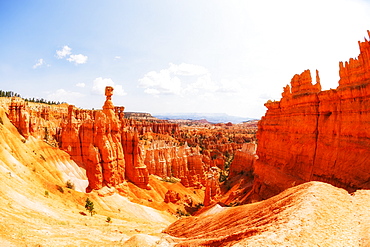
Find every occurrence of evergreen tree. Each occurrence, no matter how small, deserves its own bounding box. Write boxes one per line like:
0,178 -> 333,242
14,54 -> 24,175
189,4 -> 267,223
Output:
85,198 -> 95,216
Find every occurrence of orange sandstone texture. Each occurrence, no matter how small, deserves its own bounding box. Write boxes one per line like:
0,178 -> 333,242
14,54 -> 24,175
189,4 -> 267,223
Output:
164,182 -> 368,246
121,129 -> 149,189
55,93 -> 120,190
8,97 -> 68,144
228,143 -> 256,178
164,190 -> 181,203
5,87 -> 256,197
203,166 -> 221,206
60,87 -> 149,190
254,32 -> 370,200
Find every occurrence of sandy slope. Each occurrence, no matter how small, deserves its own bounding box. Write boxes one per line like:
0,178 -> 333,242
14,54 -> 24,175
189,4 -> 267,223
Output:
164,181 -> 370,246
0,107 -> 176,246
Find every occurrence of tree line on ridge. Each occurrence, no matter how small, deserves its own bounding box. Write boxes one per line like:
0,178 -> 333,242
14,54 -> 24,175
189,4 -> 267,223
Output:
0,90 -> 64,105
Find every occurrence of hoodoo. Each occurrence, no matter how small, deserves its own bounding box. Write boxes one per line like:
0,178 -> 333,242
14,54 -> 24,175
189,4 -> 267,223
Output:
253,31 -> 370,200
60,86 -> 150,190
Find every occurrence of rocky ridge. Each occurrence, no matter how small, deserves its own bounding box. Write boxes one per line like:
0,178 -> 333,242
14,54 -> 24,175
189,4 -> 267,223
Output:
164,181 -> 370,246
252,30 -> 370,201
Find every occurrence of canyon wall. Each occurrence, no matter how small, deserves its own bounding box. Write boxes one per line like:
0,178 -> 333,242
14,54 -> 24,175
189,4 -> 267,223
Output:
5,87 -> 256,197
6,95 -> 212,192
8,98 -> 68,144
254,31 -> 370,200
228,143 -> 256,178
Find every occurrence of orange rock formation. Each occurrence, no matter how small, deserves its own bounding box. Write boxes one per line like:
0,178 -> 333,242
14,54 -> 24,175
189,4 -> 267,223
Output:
254,31 -> 370,200
203,166 -> 221,206
121,130 -> 149,189
228,143 -> 256,178
59,87 -> 151,190
164,190 -> 181,203
5,86 -> 256,202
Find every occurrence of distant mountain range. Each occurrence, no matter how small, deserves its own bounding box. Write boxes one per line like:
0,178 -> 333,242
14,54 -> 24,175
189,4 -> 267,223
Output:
153,113 -> 257,124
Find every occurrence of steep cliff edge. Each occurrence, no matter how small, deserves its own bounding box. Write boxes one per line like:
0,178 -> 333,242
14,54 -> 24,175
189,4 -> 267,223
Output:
254,31 -> 370,200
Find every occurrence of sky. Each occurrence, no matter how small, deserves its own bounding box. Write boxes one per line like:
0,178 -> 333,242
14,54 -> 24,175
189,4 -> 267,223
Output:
1,0 -> 370,119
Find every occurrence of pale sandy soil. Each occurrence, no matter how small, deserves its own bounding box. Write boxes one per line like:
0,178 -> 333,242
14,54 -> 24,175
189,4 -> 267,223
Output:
0,108 -> 176,246
164,181 -> 370,246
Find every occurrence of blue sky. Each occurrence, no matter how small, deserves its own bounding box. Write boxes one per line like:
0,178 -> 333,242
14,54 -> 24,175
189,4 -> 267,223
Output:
1,0 -> 370,118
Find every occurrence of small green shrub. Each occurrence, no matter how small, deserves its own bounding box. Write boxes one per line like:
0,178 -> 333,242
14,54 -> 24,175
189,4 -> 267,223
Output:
106,216 -> 112,223
176,208 -> 190,217
44,191 -> 49,197
66,180 -> 75,190
85,198 -> 95,216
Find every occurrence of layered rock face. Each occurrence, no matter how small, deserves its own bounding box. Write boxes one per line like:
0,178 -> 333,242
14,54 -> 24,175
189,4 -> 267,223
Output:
8,98 -> 68,143
121,129 -> 149,189
142,135 -> 209,188
58,87 -> 193,191
228,143 -> 256,178
123,118 -> 179,136
255,32 -> 370,200
203,166 -> 221,206
60,87 -> 127,191
8,98 -> 30,138
4,87 -> 257,197
6,91 -> 173,191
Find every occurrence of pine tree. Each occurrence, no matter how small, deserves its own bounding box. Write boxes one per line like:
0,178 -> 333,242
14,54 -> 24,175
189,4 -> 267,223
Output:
85,198 -> 95,216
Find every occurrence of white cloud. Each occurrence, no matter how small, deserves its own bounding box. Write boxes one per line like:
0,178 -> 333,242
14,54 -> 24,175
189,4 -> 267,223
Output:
75,82 -> 86,88
55,45 -> 88,65
114,56 -> 121,60
168,63 -> 209,76
91,77 -> 126,96
139,63 -> 242,97
113,84 -> 126,96
139,63 -> 217,96
67,54 -> 88,65
32,58 -> 47,69
139,69 -> 182,95
144,88 -> 160,95
217,78 -> 243,94
56,46 -> 72,59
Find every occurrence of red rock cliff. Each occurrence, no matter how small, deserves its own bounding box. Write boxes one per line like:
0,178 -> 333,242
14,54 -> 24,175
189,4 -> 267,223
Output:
59,87 -> 152,190
229,143 -> 257,178
121,129 -> 149,189
142,134 -> 210,188
60,87 -> 128,191
254,31 -> 370,200
4,87 -> 256,197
